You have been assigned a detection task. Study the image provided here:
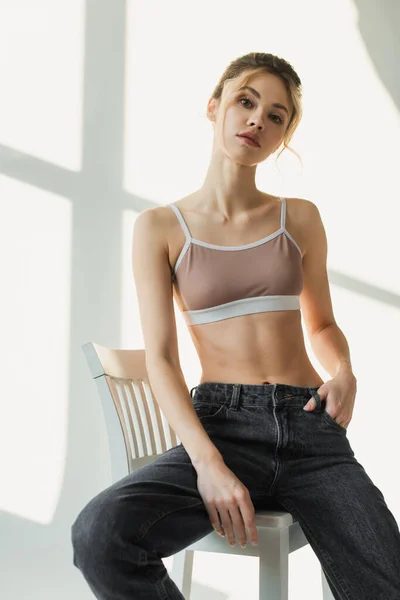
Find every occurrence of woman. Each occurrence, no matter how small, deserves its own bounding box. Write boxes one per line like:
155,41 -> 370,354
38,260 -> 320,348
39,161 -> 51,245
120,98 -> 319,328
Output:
72,52 -> 400,599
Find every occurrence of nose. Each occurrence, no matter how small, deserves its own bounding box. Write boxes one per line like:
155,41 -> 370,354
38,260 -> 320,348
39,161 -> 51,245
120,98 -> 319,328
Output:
249,112 -> 265,130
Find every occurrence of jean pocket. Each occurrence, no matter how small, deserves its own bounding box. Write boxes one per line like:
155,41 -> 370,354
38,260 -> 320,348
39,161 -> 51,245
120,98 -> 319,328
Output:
321,408 -> 347,434
193,402 -> 226,421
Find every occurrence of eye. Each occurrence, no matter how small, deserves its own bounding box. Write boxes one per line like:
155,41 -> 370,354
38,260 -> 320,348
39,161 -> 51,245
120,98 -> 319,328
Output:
270,114 -> 284,125
239,97 -> 253,108
239,97 -> 284,125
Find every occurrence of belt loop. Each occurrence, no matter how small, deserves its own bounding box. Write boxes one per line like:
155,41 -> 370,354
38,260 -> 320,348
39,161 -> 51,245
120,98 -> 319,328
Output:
229,384 -> 241,411
271,383 -> 279,404
311,391 -> 322,411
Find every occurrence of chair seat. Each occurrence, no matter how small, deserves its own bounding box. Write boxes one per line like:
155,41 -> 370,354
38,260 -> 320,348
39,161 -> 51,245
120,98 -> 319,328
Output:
183,509 -> 303,558
254,509 -> 296,528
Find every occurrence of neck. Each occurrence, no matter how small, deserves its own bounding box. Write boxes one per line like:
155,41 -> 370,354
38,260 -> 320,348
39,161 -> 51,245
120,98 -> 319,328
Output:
199,152 -> 262,218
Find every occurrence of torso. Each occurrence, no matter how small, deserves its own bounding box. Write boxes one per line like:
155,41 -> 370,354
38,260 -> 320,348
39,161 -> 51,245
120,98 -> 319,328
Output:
161,190 -> 324,387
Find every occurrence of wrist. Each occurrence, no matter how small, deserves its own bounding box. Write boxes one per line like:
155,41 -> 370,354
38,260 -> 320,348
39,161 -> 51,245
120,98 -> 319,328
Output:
192,451 -> 224,472
335,359 -> 355,378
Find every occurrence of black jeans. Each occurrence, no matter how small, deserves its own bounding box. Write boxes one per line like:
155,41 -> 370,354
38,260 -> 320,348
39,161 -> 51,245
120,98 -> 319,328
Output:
71,382 -> 400,599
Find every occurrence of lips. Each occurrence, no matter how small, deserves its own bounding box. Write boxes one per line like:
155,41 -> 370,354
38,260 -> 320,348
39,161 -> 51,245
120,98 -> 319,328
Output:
237,135 -> 260,147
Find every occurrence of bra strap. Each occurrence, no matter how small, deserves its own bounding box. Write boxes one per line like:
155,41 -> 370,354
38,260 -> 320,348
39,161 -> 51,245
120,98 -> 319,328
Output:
168,203 -> 192,241
280,197 -> 286,229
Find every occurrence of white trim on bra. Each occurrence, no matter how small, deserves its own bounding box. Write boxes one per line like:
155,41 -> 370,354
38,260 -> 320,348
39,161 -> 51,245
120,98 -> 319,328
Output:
182,295 -> 301,326
191,226 -> 283,250
168,197 -> 302,278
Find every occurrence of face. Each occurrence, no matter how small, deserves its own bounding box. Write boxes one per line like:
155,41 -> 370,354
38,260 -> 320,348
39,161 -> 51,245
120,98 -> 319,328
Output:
207,71 -> 292,165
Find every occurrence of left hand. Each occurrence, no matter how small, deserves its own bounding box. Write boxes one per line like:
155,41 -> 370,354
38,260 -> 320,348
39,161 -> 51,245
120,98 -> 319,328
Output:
303,366 -> 357,430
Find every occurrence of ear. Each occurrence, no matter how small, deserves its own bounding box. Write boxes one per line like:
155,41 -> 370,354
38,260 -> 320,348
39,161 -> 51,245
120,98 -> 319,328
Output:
207,97 -> 218,124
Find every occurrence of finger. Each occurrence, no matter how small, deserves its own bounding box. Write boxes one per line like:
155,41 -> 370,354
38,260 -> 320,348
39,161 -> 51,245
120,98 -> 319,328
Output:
326,408 -> 339,420
303,395 -> 316,411
217,508 -> 236,547
228,505 -> 248,547
238,497 -> 258,546
207,506 -> 225,536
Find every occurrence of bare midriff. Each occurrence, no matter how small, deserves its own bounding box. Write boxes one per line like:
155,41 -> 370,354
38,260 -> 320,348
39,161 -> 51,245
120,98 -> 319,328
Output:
188,309 -> 324,387
166,192 -> 325,388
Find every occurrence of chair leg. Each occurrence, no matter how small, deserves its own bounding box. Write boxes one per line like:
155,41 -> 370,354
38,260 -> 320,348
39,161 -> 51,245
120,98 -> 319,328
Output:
258,527 -> 289,600
170,549 -> 194,598
321,566 -> 336,599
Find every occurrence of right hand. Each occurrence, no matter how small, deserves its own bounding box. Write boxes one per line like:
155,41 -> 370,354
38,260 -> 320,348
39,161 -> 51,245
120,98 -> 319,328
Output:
195,457 -> 258,548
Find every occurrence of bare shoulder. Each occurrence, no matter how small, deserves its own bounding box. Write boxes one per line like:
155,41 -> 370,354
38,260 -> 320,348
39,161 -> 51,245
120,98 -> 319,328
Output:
293,196 -> 325,235
134,202 -> 176,246
154,193 -> 197,245
286,196 -> 319,219
285,197 -> 323,256
282,197 -> 309,256
134,204 -> 167,229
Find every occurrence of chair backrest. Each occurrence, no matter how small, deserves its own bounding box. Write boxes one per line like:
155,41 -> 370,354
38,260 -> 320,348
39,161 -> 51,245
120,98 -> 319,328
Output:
81,341 -> 180,482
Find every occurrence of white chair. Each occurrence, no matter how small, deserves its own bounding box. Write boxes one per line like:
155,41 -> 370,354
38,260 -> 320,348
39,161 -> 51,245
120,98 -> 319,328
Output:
81,341 -> 335,600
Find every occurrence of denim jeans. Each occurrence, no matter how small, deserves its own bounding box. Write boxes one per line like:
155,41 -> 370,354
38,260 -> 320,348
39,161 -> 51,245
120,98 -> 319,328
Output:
71,382 -> 400,599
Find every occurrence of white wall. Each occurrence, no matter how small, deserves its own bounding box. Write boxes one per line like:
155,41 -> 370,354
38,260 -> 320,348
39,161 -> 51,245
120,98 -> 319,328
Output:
1,1 -> 399,598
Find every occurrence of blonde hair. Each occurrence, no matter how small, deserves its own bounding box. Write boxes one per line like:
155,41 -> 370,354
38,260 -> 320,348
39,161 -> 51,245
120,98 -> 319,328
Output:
210,52 -> 303,165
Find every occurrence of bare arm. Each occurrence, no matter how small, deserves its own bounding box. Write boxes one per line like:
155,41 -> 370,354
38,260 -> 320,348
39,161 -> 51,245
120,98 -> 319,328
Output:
132,208 -> 222,469
132,207 -> 260,548
299,200 -> 355,379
